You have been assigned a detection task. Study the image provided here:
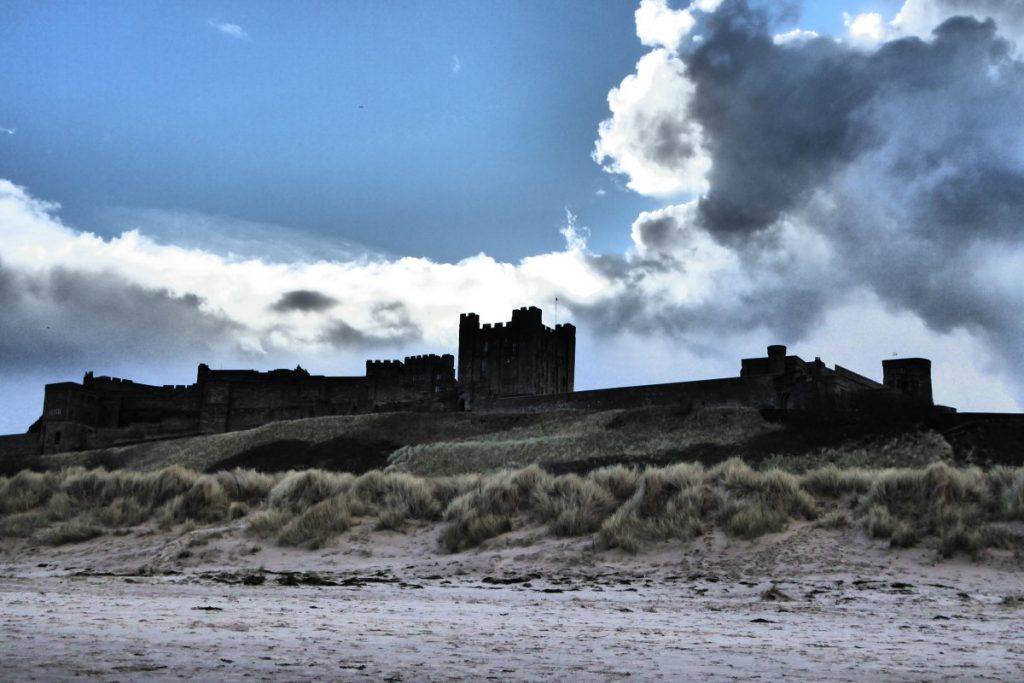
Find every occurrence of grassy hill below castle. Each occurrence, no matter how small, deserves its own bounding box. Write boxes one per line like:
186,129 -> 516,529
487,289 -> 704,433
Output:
9,404 -> 990,478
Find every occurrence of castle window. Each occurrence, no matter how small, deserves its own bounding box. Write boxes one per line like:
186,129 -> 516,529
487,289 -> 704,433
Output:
483,341 -> 489,353
53,431 -> 62,446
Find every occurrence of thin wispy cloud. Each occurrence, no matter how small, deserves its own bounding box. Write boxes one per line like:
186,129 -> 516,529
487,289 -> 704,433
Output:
101,207 -> 386,264
207,19 -> 250,41
451,55 -> 461,74
0,127 -> 14,136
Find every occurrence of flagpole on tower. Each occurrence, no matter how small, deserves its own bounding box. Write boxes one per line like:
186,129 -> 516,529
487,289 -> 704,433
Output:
555,296 -> 559,326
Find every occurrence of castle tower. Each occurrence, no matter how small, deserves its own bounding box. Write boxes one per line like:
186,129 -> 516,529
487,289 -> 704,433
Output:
767,345 -> 787,375
457,307 -> 574,409
882,358 -> 933,404
457,313 -> 480,390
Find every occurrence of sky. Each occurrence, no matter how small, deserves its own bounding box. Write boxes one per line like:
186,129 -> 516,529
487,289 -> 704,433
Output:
2,0 -> 1023,433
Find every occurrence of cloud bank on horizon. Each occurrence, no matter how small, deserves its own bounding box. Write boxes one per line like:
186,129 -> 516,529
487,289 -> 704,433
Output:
2,0 -> 1023,431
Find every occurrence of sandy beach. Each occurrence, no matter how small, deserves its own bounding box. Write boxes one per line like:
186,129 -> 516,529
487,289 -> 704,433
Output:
3,519 -> 1023,681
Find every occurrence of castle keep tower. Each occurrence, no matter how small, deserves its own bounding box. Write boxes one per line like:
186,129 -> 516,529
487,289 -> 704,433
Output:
882,358 -> 933,404
458,306 -> 575,409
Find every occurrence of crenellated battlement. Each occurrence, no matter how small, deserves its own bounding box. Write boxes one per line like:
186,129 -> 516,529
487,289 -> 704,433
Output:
12,303 -> 951,462
457,306 -> 575,410
4,317 -> 952,462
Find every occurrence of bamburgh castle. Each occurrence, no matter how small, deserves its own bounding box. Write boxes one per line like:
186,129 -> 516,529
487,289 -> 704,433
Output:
3,307 -> 576,456
0,306 -> 947,458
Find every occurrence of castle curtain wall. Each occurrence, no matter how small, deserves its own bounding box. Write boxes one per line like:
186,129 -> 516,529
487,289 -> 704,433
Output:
4,312 -> 945,461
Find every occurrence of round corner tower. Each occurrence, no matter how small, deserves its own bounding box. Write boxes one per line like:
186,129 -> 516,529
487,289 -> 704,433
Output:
882,358 -> 933,404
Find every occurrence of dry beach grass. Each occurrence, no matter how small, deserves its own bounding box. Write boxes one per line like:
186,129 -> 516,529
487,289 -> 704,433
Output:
2,459 -> 1022,559
3,446 -> 1024,681
3,408 -> 1023,680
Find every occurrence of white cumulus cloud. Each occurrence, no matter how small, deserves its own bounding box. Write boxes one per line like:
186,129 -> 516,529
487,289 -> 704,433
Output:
773,28 -> 820,45
593,49 -> 711,197
0,180 -> 612,362
843,11 -> 887,45
635,0 -> 697,50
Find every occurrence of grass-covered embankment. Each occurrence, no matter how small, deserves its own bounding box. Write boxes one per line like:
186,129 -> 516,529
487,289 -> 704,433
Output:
1,460 -> 1022,559
23,406 -> 779,476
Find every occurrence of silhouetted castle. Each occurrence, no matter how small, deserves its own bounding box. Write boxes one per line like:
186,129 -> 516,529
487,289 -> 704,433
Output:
458,306 -> 575,410
0,305 -> 952,458
28,353 -> 458,455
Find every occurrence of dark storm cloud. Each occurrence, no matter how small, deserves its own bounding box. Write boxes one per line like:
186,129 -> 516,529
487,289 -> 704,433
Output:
270,289 -> 339,313
634,214 -> 680,253
689,32 -> 879,235
571,263 -> 828,341
933,0 -> 1024,33
811,16 -> 1024,354
681,4 -> 1017,239
581,0 -> 1024,381
918,165 -> 1024,241
0,260 -> 242,373
318,301 -> 422,349
318,320 -> 421,348
688,5 -> 1024,242
646,117 -> 701,169
319,321 -> 380,347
